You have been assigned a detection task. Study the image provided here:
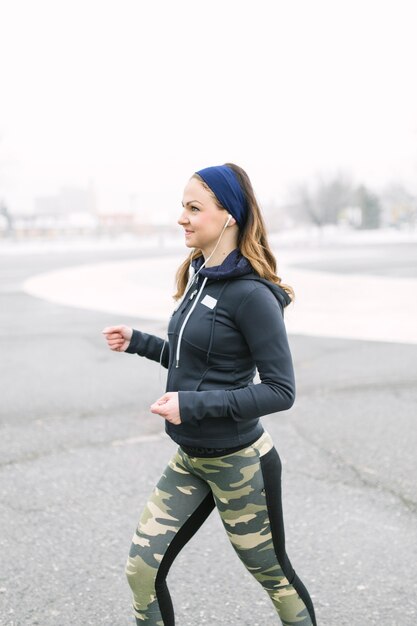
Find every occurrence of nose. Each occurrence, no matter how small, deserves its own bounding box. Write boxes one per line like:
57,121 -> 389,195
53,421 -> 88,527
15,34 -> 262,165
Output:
178,209 -> 189,226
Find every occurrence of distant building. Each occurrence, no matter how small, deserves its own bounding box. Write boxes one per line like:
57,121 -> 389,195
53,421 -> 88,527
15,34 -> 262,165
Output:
3,181 -> 178,239
34,182 -> 96,216
5,182 -> 99,238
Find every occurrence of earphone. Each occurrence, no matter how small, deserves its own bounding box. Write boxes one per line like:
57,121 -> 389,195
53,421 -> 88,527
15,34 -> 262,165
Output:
225,213 -> 233,226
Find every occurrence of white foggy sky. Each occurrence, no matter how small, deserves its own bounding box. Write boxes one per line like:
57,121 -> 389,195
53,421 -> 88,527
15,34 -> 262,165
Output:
0,0 -> 416,221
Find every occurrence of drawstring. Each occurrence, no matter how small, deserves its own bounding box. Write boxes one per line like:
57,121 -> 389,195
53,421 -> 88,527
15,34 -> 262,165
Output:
175,277 -> 208,368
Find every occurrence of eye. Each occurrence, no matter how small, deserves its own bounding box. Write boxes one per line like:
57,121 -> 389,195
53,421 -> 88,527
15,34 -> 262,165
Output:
190,206 -> 200,212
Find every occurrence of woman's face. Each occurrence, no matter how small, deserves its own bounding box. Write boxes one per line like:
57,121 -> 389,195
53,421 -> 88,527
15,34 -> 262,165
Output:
178,177 -> 230,251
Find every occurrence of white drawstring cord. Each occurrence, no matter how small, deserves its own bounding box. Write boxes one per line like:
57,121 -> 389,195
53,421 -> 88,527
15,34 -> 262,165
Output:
175,277 -> 207,368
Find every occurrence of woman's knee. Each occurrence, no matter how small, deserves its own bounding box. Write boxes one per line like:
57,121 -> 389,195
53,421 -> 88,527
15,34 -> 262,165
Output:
125,546 -> 158,594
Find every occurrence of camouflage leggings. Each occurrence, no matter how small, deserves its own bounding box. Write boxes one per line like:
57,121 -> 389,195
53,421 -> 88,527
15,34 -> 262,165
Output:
125,431 -> 316,625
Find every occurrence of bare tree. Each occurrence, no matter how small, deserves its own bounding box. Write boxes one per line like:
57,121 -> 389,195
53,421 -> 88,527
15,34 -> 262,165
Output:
286,171 -> 355,227
380,182 -> 417,229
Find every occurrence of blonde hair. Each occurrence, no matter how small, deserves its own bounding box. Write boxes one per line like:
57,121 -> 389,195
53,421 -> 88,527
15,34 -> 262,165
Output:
174,163 -> 294,303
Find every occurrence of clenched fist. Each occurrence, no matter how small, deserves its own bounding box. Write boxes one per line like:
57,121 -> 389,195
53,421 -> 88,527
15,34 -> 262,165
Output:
102,325 -> 133,352
150,392 -> 181,425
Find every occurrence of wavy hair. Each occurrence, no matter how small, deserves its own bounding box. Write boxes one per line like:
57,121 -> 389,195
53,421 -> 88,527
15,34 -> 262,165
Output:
174,162 -> 294,303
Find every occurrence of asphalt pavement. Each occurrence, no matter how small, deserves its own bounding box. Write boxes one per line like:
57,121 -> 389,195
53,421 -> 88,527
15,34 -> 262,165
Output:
0,241 -> 416,626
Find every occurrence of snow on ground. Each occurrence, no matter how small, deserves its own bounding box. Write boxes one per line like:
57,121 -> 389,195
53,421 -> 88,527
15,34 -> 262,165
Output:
1,225 -> 417,255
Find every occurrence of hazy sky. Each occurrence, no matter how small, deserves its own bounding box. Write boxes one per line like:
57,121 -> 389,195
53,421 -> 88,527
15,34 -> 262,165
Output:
1,0 -> 416,221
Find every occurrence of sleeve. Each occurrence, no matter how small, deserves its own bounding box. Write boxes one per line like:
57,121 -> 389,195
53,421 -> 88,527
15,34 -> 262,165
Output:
178,286 -> 295,422
125,329 -> 170,369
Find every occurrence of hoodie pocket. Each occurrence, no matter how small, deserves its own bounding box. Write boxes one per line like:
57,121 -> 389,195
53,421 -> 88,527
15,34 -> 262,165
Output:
194,366 -> 235,391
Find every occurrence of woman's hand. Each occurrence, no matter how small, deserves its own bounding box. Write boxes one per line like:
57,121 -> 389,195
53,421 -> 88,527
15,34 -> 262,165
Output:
150,392 -> 181,425
102,325 -> 133,352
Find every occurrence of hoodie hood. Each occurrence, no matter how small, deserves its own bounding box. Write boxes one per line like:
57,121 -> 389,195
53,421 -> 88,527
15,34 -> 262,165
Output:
248,276 -> 292,312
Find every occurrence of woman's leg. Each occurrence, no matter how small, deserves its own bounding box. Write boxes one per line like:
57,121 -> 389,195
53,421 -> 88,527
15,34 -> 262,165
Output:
190,432 -> 317,626
125,448 -> 215,625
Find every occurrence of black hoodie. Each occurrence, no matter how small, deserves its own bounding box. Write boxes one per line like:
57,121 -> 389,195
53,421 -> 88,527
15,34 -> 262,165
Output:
126,249 -> 295,448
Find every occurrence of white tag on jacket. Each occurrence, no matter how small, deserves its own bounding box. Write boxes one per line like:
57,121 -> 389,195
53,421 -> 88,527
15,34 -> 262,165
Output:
201,294 -> 217,309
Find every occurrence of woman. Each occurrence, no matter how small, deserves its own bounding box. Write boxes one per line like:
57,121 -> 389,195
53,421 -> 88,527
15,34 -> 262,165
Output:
102,163 -> 317,626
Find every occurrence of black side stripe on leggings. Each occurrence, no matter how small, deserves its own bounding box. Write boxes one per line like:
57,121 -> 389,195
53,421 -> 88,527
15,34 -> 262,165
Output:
260,447 -> 317,626
154,491 -> 216,625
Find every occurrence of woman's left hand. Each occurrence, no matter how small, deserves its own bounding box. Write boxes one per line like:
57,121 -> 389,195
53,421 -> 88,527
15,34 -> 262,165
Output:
150,392 -> 181,425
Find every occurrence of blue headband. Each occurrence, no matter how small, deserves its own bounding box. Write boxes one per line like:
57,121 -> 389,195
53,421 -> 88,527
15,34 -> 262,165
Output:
195,164 -> 248,228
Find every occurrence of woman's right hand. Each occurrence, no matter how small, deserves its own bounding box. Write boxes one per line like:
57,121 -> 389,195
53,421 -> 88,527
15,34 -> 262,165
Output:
101,325 -> 133,352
